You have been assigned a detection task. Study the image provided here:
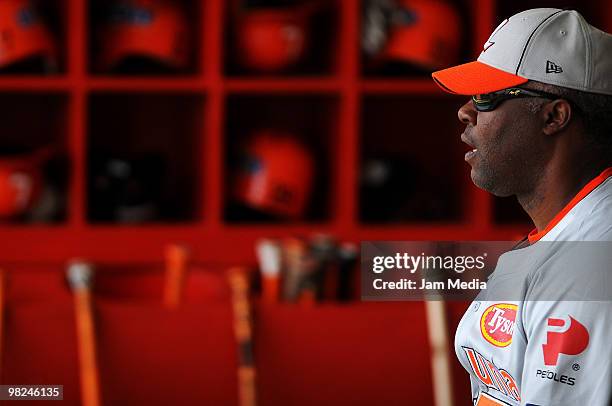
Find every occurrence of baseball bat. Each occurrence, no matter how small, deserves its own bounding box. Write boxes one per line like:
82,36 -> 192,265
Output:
310,234 -> 337,301
0,269 -> 4,383
282,238 -> 315,303
163,243 -> 190,308
67,261 -> 102,406
425,300 -> 454,406
337,243 -> 358,301
228,268 -> 257,406
255,239 -> 282,304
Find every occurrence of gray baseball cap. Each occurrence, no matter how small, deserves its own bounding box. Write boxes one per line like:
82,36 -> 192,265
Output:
432,8 -> 612,95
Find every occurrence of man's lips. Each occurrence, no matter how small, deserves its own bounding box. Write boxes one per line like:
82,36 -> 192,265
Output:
461,131 -> 476,148
461,131 -> 478,161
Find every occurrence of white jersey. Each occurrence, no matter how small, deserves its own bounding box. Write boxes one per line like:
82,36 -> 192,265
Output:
455,168 -> 612,406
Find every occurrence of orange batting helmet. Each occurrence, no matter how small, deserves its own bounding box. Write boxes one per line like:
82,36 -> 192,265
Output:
0,0 -> 56,70
0,155 -> 42,219
236,7 -> 310,72
363,0 -> 462,70
233,130 -> 314,219
98,0 -> 189,71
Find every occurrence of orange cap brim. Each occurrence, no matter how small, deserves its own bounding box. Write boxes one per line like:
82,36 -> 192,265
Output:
431,61 -> 528,95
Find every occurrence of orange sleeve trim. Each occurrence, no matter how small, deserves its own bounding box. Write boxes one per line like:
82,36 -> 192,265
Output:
528,167 -> 612,244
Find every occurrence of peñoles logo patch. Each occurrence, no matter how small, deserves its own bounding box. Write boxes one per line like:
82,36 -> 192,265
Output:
480,303 -> 518,347
543,316 -> 589,366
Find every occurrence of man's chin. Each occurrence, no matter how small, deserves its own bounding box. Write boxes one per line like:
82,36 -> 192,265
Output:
470,169 -> 513,197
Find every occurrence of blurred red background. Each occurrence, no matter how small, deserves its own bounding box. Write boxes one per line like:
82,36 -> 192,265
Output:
0,0 -> 609,404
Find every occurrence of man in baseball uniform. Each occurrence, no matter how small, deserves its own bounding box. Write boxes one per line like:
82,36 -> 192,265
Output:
431,9 -> 612,406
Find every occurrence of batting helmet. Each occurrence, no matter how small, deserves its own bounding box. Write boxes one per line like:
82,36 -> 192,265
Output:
363,0 -> 462,70
233,130 -> 314,219
98,0 -> 189,71
235,7 -> 309,72
0,152 -> 44,219
0,0 -> 56,71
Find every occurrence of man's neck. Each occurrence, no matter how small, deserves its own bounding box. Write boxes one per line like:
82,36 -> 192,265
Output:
517,164 -> 607,232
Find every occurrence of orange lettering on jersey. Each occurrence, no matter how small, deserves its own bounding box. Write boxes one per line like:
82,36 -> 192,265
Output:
484,358 -> 510,397
465,348 -> 494,386
475,392 -> 505,406
499,370 -> 521,401
463,347 -> 521,402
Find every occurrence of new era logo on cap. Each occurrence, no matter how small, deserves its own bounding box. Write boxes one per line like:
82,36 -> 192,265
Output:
546,60 -> 563,74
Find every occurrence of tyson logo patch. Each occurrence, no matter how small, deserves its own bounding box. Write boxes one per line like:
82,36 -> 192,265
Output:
480,303 -> 517,347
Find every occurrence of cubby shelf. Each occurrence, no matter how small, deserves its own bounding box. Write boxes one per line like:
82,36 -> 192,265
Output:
87,78 -> 210,92
360,79 -> 441,94
0,77 -> 72,91
0,223 -> 531,264
225,78 -> 342,92
0,0 -> 608,265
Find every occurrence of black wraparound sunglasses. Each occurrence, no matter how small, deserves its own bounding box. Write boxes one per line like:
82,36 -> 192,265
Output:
471,87 -> 560,112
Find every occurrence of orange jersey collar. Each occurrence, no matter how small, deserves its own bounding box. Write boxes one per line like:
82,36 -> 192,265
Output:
528,167 -> 612,243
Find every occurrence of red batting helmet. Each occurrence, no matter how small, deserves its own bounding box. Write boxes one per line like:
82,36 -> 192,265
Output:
0,0 -> 56,70
98,0 -> 189,71
233,130 -> 314,219
235,7 -> 309,72
0,155 -> 43,219
365,0 -> 461,70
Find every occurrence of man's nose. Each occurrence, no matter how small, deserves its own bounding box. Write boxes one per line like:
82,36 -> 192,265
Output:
458,99 -> 477,125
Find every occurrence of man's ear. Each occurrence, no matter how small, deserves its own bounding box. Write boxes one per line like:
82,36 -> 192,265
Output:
541,99 -> 573,135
